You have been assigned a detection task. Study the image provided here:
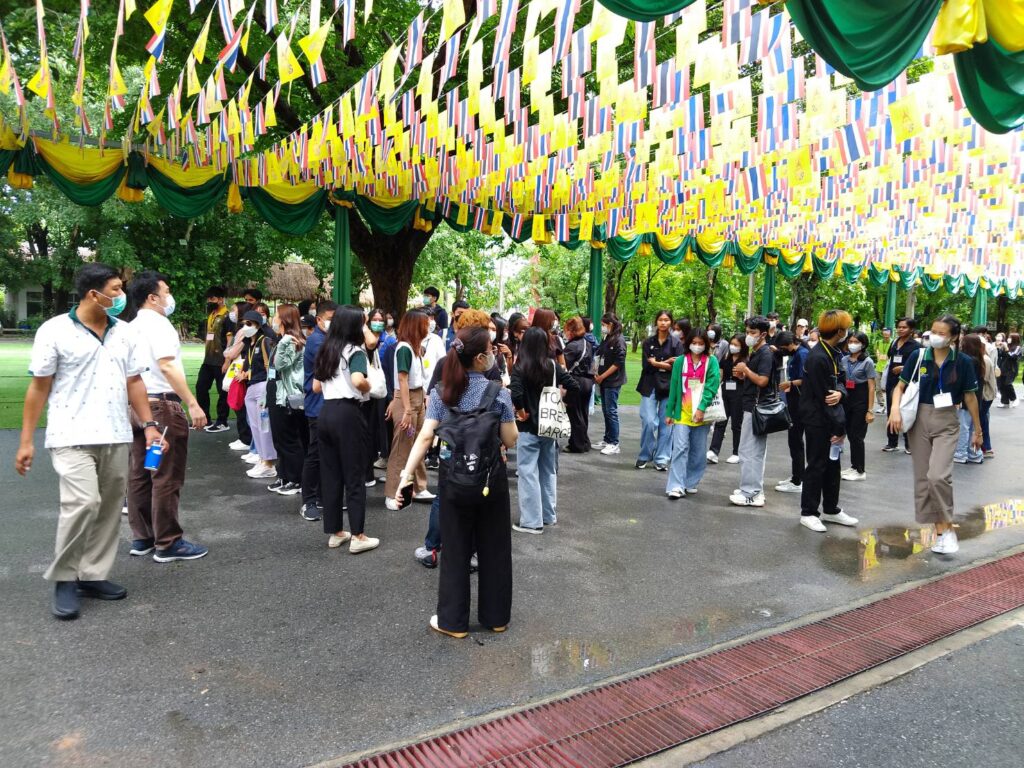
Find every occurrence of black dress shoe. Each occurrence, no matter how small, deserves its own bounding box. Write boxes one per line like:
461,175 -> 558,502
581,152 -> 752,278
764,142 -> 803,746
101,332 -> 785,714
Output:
76,579 -> 128,601
53,581 -> 80,620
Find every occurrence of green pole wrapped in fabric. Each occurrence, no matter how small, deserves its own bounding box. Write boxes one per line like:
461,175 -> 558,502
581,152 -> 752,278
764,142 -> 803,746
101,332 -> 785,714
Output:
971,289 -> 988,327
884,280 -> 899,329
954,38 -> 1024,134
587,246 -> 604,340
787,0 -> 942,91
760,263 -> 777,315
595,0 -> 696,23
333,207 -> 352,305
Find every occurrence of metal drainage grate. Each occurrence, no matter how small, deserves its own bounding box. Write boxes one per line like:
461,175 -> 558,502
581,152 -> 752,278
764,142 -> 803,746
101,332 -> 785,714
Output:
347,552 -> 1024,768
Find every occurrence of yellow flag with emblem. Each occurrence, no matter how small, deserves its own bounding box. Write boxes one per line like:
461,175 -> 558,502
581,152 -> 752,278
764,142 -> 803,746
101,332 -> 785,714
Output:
277,33 -> 304,84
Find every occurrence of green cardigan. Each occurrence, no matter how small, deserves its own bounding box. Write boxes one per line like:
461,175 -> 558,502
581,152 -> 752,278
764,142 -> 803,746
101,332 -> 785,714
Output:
665,353 -> 721,425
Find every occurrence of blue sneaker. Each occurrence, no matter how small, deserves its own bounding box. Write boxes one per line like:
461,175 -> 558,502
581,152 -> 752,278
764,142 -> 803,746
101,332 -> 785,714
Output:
153,539 -> 209,563
130,539 -> 155,556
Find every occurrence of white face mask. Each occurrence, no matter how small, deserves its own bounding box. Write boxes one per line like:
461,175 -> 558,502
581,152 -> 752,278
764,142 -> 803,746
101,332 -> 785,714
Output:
690,344 -> 706,355
808,340 -> 819,349
671,330 -> 682,339
428,320 -> 437,333
745,333 -> 760,348
848,342 -> 863,354
228,310 -> 237,323
707,329 -> 716,340
481,352 -> 496,369
489,330 -> 497,342
161,294 -> 176,317
238,325 -> 258,339
601,325 -> 611,335
929,334 -> 950,349
769,321 -> 777,330
321,319 -> 331,332
996,335 -> 1005,343
552,321 -> 559,332
729,344 -> 742,355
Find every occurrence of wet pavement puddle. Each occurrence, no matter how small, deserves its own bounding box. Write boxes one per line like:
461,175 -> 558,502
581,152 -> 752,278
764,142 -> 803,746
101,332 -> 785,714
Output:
821,498 -> 1024,579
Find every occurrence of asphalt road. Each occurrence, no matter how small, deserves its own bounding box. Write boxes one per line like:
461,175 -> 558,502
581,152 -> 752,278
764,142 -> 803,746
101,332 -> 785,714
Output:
2,400 -> 1023,767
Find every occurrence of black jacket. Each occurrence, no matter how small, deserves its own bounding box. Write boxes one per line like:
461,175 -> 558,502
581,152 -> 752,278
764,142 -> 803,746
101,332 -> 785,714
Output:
596,335 -> 627,388
509,361 -> 579,435
799,341 -> 847,435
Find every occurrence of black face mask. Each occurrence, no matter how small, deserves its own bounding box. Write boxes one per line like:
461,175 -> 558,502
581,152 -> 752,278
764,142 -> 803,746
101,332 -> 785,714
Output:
206,302 -> 219,313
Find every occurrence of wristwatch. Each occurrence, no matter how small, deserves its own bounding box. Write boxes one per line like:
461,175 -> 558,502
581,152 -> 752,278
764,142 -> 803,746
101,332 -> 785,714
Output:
141,421 -> 159,429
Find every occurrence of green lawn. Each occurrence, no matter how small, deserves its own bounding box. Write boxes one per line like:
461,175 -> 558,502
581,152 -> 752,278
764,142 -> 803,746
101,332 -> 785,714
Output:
0,341 -> 214,431
0,340 -> 645,430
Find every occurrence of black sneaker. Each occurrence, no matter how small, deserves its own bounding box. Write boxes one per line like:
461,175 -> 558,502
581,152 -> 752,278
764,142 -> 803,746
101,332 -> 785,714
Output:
266,479 -> 285,493
53,581 -> 80,620
654,463 -> 668,472
204,423 -> 230,433
425,457 -> 440,470
76,579 -> 127,600
881,446 -> 899,452
130,539 -> 155,556
635,460 -> 649,469
300,503 -> 321,521
274,481 -> 301,496
152,539 -> 208,563
414,546 -> 438,568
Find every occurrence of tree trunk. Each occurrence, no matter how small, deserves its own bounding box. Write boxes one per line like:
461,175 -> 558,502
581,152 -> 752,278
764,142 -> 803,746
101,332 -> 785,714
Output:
706,268 -> 718,322
789,278 -> 800,328
346,208 -> 433,318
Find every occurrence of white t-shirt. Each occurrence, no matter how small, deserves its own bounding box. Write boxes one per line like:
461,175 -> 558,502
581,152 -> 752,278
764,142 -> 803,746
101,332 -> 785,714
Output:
322,345 -> 369,402
421,333 -> 447,376
130,308 -> 183,395
29,311 -> 144,448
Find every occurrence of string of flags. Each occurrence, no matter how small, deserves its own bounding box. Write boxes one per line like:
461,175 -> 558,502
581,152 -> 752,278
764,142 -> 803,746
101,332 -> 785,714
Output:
0,0 -> 1022,288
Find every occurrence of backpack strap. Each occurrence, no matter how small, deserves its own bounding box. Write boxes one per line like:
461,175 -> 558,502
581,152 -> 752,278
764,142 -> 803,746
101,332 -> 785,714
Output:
479,380 -> 502,411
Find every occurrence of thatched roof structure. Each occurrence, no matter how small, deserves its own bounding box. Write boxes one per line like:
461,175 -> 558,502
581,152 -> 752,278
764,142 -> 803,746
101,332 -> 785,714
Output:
242,262 -> 332,301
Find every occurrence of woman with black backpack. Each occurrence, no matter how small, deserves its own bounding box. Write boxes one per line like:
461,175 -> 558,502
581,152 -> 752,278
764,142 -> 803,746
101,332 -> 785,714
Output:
562,317 -> 594,453
396,327 -> 519,638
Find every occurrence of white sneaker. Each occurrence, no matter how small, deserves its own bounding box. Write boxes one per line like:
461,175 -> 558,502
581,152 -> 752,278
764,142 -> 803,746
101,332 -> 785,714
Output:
242,452 -> 260,464
1011,401 -> 1019,409
931,530 -> 960,554
844,470 -> 867,481
384,497 -> 401,511
246,465 -> 277,479
821,509 -> 859,526
228,439 -> 249,450
413,489 -> 436,501
592,441 -> 607,450
726,454 -> 740,464
685,488 -> 699,495
373,457 -> 388,469
600,443 -> 621,455
729,492 -> 765,507
328,532 -> 351,549
365,479 -> 377,487
667,488 -> 684,500
706,450 -> 719,464
800,516 -> 827,532
874,405 -> 886,414
995,402 -> 1008,408
349,536 -> 380,554
775,480 -> 802,493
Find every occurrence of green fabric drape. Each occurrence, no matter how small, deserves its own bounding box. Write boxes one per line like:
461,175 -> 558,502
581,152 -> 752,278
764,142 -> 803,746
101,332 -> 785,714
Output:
651,236 -> 690,266
34,154 -> 125,207
777,253 -> 807,280
896,266 -> 920,289
595,0 -> 695,23
334,206 -> 352,305
587,247 -> 604,339
919,272 -> 943,293
146,166 -> 229,219
811,254 -> 839,279
761,263 -> 777,315
126,152 -> 148,190
868,263 -> 891,287
606,235 -> 644,262
0,148 -> 16,176
884,281 -> 899,329
961,275 -> 980,298
971,290 -> 989,326
954,39 -> 1024,134
787,0 -> 942,91
353,196 -> 420,236
841,262 -> 864,283
243,188 -> 328,236
731,244 -> 763,275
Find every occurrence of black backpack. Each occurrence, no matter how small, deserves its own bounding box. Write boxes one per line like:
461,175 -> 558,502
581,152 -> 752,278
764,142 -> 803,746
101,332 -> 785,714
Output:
436,381 -> 503,504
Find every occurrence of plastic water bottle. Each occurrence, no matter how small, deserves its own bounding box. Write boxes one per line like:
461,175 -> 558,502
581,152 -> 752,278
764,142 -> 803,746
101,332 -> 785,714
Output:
259,400 -> 270,432
829,441 -> 843,461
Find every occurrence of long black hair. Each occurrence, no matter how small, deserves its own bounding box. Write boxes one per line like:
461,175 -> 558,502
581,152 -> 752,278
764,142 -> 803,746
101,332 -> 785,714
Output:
601,312 -> 623,345
514,326 -> 554,389
441,326 -> 491,407
314,305 -> 366,380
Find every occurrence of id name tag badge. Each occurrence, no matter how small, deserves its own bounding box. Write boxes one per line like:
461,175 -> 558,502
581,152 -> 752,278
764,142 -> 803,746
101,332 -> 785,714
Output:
725,381 -> 738,391
846,379 -> 855,390
206,333 -> 215,341
933,392 -> 953,409
893,355 -> 903,364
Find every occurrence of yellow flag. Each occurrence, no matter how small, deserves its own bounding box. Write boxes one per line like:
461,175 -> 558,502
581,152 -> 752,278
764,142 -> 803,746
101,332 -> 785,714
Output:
194,11 -> 212,63
265,92 -> 277,128
786,146 -> 815,188
889,94 -> 923,143
186,55 -> 201,96
144,0 -> 174,32
126,0 -> 137,20
590,2 -> 614,42
532,214 -> 546,241
298,22 -> 332,64
277,34 -> 304,84
109,54 -> 128,97
27,56 -> 51,100
440,0 -> 465,41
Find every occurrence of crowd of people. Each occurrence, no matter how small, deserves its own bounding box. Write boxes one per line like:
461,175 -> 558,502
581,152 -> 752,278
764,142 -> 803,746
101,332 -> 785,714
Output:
15,263 -> 1021,628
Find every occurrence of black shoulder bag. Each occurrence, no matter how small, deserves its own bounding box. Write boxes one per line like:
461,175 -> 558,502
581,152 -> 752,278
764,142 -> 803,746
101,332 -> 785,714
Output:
753,358 -> 791,436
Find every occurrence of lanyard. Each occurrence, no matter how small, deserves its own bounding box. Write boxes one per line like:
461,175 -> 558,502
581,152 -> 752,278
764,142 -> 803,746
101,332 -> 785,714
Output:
686,355 -> 706,382
820,341 -> 839,376
936,352 -> 953,394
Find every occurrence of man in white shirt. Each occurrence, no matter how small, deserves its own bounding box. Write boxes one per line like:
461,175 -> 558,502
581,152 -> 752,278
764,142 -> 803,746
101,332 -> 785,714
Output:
16,263 -> 165,620
126,271 -> 209,564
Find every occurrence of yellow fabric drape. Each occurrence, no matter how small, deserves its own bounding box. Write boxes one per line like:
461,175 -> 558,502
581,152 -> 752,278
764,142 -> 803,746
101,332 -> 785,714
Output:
779,247 -> 806,265
695,231 -> 727,254
34,140 -> 124,184
227,182 -> 244,212
258,181 -> 321,204
655,231 -> 686,251
366,194 -> 415,210
116,176 -> 144,203
147,155 -> 224,187
982,0 -> 1024,52
934,0 -> 988,55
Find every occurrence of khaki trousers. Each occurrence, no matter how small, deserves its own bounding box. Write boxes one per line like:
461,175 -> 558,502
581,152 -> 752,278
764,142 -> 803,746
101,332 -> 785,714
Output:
45,444 -> 130,582
384,387 -> 427,497
907,404 -> 959,524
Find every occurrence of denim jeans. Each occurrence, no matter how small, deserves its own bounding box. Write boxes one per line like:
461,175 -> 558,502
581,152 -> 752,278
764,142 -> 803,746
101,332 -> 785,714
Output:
425,495 -> 441,550
738,411 -> 768,498
666,423 -> 710,492
638,393 -> 673,465
953,406 -> 983,462
516,432 -> 558,528
980,398 -> 992,451
600,385 -> 621,445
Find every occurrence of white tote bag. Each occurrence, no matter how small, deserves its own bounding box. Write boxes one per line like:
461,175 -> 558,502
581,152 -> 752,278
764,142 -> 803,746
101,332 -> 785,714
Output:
537,365 -> 572,440
899,350 -> 924,433
685,357 -> 726,424
366,349 -> 388,400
